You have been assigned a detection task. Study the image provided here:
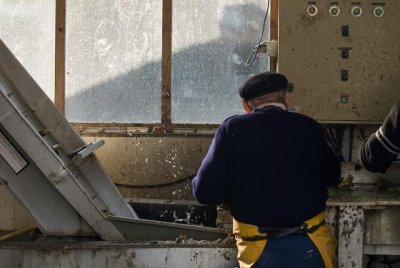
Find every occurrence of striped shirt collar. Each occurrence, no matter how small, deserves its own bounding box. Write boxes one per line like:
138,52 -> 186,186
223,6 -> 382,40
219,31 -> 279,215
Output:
375,126 -> 400,155
252,102 -> 288,112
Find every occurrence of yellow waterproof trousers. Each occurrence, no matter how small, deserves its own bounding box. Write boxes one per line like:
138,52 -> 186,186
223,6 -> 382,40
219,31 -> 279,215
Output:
233,211 -> 337,268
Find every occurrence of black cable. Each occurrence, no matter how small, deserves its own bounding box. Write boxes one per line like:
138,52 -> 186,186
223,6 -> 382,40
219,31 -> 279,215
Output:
336,125 -> 345,161
360,127 -> 366,140
24,228 -> 40,242
325,125 -> 337,152
384,256 -> 400,265
348,125 -> 354,162
328,125 -> 337,146
114,174 -> 196,189
324,126 -> 335,153
384,255 -> 393,268
324,124 -> 346,161
245,0 -> 270,67
367,255 -> 400,267
367,255 -> 376,268
335,125 -> 345,161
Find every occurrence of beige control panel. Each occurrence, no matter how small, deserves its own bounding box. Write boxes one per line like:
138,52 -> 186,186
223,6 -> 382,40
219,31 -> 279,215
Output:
279,1 -> 399,123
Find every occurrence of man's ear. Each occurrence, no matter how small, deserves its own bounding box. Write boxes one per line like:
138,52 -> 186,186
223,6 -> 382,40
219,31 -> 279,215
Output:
284,90 -> 289,107
242,99 -> 252,113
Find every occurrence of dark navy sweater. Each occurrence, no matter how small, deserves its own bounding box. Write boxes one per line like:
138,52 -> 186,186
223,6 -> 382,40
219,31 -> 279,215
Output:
192,107 -> 341,228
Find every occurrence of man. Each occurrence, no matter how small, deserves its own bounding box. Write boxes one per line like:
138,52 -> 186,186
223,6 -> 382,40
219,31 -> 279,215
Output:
192,72 -> 340,268
360,101 -> 400,173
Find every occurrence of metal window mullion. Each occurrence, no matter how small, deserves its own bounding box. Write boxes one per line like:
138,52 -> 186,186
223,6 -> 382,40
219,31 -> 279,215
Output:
161,0 -> 173,127
55,0 -> 66,114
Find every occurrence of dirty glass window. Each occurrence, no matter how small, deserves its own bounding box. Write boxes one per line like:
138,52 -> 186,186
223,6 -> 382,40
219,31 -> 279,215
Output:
171,0 -> 269,124
65,0 -> 162,123
0,0 -> 55,101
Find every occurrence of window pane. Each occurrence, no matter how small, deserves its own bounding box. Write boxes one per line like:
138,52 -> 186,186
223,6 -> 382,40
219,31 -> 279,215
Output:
172,0 -> 269,124
66,0 -> 162,123
0,0 -> 55,101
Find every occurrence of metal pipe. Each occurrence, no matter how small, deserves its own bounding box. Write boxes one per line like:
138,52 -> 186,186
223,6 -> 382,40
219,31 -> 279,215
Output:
0,226 -> 36,241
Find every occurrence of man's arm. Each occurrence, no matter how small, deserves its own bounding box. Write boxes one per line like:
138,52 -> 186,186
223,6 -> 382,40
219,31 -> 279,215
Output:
192,125 -> 229,206
360,101 -> 400,173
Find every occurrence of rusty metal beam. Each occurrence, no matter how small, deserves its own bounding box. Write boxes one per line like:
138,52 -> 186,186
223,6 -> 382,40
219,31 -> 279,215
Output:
55,0 -> 66,113
161,0 -> 173,126
270,0 -> 278,72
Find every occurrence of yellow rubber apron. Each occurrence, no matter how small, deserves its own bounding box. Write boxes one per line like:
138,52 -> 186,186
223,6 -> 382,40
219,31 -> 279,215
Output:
233,211 -> 337,268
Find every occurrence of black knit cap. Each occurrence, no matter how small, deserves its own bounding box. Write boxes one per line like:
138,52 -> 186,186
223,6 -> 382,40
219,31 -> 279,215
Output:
239,72 -> 293,100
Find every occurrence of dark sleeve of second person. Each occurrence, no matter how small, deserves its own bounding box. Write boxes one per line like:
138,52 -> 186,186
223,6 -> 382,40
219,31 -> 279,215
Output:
192,124 -> 230,206
320,125 -> 341,185
360,101 -> 400,173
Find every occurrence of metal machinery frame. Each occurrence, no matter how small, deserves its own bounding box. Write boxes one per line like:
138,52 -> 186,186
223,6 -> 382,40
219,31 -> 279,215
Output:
0,39 -> 226,241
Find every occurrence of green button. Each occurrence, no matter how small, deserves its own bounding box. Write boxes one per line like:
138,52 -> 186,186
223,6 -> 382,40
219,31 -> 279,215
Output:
340,95 -> 349,104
